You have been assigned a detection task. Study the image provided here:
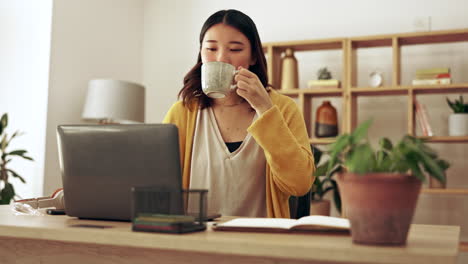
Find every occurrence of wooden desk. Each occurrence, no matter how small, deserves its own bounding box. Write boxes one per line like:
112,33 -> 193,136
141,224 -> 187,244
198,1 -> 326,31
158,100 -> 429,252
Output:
0,206 -> 459,264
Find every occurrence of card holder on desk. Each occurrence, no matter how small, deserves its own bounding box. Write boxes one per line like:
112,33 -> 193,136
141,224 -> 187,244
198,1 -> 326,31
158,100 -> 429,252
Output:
131,187 -> 208,234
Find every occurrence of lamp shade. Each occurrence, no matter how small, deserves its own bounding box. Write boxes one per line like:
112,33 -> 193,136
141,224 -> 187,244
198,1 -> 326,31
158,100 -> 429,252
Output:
82,79 -> 145,123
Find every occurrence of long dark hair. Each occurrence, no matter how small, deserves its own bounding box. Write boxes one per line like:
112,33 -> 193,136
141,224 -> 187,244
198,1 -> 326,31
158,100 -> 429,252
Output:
178,9 -> 269,109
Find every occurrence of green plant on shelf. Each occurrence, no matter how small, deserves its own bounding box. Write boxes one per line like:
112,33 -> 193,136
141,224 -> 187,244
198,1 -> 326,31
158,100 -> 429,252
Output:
446,95 -> 468,113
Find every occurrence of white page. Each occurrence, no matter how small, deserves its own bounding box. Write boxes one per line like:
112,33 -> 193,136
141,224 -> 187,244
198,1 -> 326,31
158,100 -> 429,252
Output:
218,218 -> 297,229
293,215 -> 350,229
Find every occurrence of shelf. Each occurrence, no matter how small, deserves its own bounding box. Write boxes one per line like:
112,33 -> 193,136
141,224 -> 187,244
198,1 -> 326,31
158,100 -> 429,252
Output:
398,28 -> 468,45
348,28 -> 468,48
349,84 -> 468,96
422,188 -> 468,195
279,88 -> 343,97
265,38 -> 345,52
417,136 -> 468,143
407,83 -> 468,94
350,36 -> 393,48
310,137 -> 336,145
350,87 -> 408,96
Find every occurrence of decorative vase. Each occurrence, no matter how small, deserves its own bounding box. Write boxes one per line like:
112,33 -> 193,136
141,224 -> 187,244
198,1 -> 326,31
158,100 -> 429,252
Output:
310,200 -> 330,216
315,101 -> 338,138
280,48 -> 298,90
448,113 -> 468,136
337,173 -> 422,245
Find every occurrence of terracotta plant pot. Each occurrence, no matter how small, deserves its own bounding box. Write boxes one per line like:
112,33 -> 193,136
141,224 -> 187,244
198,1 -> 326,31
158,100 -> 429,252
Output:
337,173 -> 422,245
310,200 -> 330,216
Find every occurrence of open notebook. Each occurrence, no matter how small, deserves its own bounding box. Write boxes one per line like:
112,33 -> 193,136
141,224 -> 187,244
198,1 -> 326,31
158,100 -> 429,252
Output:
212,215 -> 350,233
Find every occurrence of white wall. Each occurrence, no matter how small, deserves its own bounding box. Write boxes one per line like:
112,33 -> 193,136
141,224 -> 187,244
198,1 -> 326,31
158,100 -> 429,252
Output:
43,0 -> 144,195
143,0 -> 468,122
0,1 -> 52,199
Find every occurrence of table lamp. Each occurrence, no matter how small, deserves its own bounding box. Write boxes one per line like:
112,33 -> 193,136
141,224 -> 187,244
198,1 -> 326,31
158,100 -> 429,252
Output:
82,79 -> 145,124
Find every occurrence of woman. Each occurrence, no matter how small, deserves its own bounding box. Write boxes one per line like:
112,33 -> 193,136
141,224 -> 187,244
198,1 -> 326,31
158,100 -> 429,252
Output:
164,9 -> 314,218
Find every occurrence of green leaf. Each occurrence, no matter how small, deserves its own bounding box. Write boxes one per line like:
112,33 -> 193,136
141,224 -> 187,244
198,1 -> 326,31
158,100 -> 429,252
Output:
400,147 -> 426,182
6,150 -> 33,161
446,97 -> 456,112
375,138 -> 392,169
404,141 -> 446,183
21,156 -> 33,161
8,150 -> 27,156
327,134 -> 351,172
345,143 -> 375,173
0,182 -> 15,205
7,169 -> 26,184
0,134 -> 7,151
350,119 -> 372,144
379,137 -> 393,151
0,113 -> 8,136
314,161 -> 329,177
436,159 -> 450,171
376,154 -> 393,172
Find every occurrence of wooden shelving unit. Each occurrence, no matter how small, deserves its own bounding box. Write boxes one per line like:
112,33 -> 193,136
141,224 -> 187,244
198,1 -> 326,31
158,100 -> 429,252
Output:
309,137 -> 336,145
264,29 -> 468,250
422,188 -> 468,195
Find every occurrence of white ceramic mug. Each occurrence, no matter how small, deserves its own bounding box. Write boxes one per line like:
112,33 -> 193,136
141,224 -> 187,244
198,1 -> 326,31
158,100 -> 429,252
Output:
201,62 -> 238,98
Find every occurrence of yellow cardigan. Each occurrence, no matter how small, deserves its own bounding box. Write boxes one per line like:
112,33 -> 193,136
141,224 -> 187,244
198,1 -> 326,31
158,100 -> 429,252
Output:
163,89 -> 315,218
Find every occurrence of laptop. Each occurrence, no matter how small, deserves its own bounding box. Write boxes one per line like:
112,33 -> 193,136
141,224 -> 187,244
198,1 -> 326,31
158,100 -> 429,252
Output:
56,124 -> 184,221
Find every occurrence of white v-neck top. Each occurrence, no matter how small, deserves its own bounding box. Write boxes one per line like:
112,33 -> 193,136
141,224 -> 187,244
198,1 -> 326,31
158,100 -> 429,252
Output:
189,107 -> 267,217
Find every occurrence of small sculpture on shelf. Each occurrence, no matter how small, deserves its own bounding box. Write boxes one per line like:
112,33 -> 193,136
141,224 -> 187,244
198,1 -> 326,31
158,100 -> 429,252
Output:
280,48 -> 298,90
315,101 -> 338,138
317,67 -> 332,80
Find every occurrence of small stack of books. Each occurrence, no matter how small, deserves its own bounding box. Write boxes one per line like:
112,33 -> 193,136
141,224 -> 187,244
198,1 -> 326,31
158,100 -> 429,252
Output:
412,68 -> 451,85
132,213 -> 205,233
307,79 -> 341,89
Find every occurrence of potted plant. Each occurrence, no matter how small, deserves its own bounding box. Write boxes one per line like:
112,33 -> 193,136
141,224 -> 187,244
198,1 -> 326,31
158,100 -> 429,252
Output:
0,113 -> 34,204
446,95 -> 468,136
310,145 -> 341,216
321,119 -> 449,245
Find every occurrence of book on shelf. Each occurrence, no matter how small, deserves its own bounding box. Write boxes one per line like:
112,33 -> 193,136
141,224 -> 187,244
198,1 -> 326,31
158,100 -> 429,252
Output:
307,79 -> 340,89
415,100 -> 433,137
415,73 -> 451,80
415,67 -> 450,75
212,215 -> 350,233
411,78 -> 451,85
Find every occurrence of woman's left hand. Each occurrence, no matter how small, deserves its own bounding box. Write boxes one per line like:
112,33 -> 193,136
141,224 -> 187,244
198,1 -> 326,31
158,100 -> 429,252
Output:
235,66 -> 273,115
